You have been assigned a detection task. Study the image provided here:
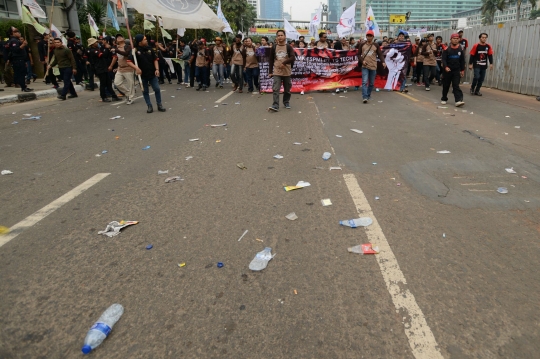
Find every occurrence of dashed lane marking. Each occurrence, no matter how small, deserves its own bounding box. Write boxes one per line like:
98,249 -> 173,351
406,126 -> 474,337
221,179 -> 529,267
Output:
215,91 -> 234,103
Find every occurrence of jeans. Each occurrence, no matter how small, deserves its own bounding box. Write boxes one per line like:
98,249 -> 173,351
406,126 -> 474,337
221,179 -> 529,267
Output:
471,67 -> 486,93
231,64 -> 244,90
97,72 -> 118,100
59,67 -> 76,96
361,68 -> 376,99
272,75 -> 292,108
173,62 -> 182,82
400,77 -> 407,91
225,64 -> 231,80
25,60 -> 36,81
436,61 -> 442,82
195,66 -> 209,87
245,67 -> 259,92
141,76 -> 162,106
183,62 -> 190,83
441,70 -> 463,102
212,63 -> 224,86
12,59 -> 27,90
423,65 -> 436,88
189,62 -> 195,87
74,61 -> 84,83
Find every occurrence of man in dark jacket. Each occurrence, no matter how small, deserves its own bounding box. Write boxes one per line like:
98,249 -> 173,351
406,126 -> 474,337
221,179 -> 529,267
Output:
86,37 -> 120,102
441,33 -> 465,107
6,26 -> 33,92
48,37 -> 78,100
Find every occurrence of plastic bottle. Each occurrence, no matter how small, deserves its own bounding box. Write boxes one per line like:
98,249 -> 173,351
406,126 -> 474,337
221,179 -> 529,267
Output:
339,217 -> 373,228
82,304 -> 124,354
322,152 -> 331,160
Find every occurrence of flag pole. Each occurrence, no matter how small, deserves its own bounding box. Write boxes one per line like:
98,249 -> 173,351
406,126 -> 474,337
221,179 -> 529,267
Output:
121,0 -> 143,90
45,0 -> 56,80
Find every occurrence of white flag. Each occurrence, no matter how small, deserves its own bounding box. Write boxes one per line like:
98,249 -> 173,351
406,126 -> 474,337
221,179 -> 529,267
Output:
144,14 -> 156,21
217,0 -> 233,33
22,0 -> 47,18
126,0 -> 225,31
364,6 -> 380,36
88,14 -> 100,34
237,30 -> 244,40
309,4 -> 322,39
177,28 -> 185,37
158,16 -> 164,28
50,24 -> 67,45
337,2 -> 356,38
284,18 -> 300,41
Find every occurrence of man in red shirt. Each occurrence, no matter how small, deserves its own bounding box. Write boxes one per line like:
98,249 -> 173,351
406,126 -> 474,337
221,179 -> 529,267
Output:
468,33 -> 493,96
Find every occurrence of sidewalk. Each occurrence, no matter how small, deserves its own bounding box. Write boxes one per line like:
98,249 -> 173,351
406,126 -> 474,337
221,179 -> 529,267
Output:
0,79 -> 94,105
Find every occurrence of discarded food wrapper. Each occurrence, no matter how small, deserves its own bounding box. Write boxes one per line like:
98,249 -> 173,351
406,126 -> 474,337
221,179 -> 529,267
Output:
321,199 -> 332,206
350,129 -> 363,134
249,247 -> 275,271
142,146 -> 151,150
98,221 -> 139,237
284,185 -> 302,191
339,217 -> 373,228
505,168 -> 517,174
216,140 -> 221,143
296,181 -> 311,188
165,176 -> 183,183
178,263 -> 186,267
285,212 -> 298,221
211,123 -> 227,127
189,138 -> 200,142
237,163 -> 247,170
158,170 -> 169,174
110,116 -> 121,120
1,170 -> 13,175
22,116 -> 41,120
336,135 -> 343,138
497,187 -> 508,194
329,167 -> 342,171
348,243 -> 380,254
437,150 -> 451,154
273,154 -> 284,159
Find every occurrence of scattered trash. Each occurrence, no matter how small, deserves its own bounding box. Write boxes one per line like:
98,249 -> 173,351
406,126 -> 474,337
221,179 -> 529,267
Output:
329,167 -> 342,170
157,170 -> 169,174
249,247 -> 275,271
348,243 -> 380,254
115,136 -> 119,140
101,150 -> 108,154
284,181 -> 311,191
437,106 -> 448,109
185,156 -> 193,160
146,244 -> 153,250
294,290 -> 298,295
216,140 -> 221,143
525,200 -> 530,203
22,116 -> 41,120
22,113 -> 32,116
397,183 -> 401,186
98,221 -> 139,237
238,230 -> 249,242
293,142 -> 302,145
372,162 -> 377,165
375,196 -> 380,200
11,121 -> 18,124
189,138 -> 199,142
1,170 -> 13,175
375,89 -> 380,92
470,112 -> 474,115
235,102 -> 240,105
350,129 -> 363,134
210,123 -> 227,127
273,154 -> 284,159
443,233 -> 446,238
176,88 -> 182,90
95,154 -> 101,157
505,115 -> 510,118
339,217 -> 373,228
178,263 -> 186,267
285,212 -> 298,221
300,91 -> 304,95
378,101 -> 383,103
522,176 -> 527,179
239,305 -> 246,310
298,111 -> 302,114
165,176 -> 183,183
321,199 -> 332,206
437,150 -> 451,154
505,168 -> 517,174
322,152 -> 331,160
504,133 -> 508,135
497,187 -> 508,194
142,146 -> 151,150
81,303 -> 124,354
109,116 -> 121,120
256,238 -> 263,242
237,163 -> 247,170
214,105 -> 219,108
171,95 -> 175,98
217,262 -> 224,268
0,226 -> 10,235
515,126 -> 520,129
336,135 -> 343,138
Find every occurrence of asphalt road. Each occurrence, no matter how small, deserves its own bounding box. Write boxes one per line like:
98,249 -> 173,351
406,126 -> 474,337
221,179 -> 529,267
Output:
1,80 -> 539,359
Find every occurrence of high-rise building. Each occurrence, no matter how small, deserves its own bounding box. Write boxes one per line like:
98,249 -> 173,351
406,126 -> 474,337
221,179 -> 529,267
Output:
367,0 -> 482,30
247,0 -> 259,17
259,0 -> 283,20
328,0 -> 341,28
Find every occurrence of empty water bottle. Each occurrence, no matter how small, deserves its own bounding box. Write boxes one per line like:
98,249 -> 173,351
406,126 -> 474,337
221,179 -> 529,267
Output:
81,303 -> 124,354
339,217 -> 373,228
322,152 -> 331,160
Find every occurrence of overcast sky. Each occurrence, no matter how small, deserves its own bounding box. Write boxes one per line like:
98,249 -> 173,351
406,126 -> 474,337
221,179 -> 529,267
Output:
283,0 -> 325,21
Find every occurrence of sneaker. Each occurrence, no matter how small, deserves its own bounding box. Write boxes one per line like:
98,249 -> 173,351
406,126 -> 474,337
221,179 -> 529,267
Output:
111,97 -> 121,102
455,101 -> 465,107
400,89 -> 408,93
216,83 -> 219,88
147,105 -> 153,113
202,86 -> 207,91
126,97 -> 133,105
22,88 -> 33,92
102,98 -> 111,102
196,84 -> 202,91
300,91 -> 304,95
441,101 -> 447,105
238,89 -> 243,93
57,95 -> 66,100
233,85 -> 238,91
336,89 -> 340,93
67,94 -> 78,98
363,99 -> 368,103
268,106 -> 279,112
284,103 -> 291,109
425,87 -> 430,91
475,92 -> 482,96
219,84 -> 223,89
157,104 -> 166,112
416,83 -> 424,86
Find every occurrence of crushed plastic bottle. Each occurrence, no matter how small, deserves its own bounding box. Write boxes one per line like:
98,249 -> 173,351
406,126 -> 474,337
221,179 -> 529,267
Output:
339,217 -> 373,228
322,152 -> 331,160
82,304 -> 124,354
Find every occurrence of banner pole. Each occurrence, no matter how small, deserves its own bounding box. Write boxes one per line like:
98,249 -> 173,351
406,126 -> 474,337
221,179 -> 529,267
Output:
45,0 -> 56,80
122,0 -> 143,90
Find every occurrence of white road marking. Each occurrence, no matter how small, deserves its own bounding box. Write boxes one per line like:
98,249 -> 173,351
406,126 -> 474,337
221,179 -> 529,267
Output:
343,173 -> 443,359
0,173 -> 110,248
215,91 -> 234,103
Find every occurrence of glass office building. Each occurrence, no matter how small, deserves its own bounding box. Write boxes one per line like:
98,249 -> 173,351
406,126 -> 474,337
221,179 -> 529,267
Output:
260,0 -> 283,20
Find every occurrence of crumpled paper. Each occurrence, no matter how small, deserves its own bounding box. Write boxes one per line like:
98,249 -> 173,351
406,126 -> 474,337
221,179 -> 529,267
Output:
98,220 -> 139,237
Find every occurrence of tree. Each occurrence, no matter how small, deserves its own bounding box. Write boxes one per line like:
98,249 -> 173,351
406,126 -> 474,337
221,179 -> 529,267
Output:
481,0 -> 507,24
78,0 -> 107,26
207,0 -> 257,33
516,0 -> 537,21
530,7 -> 540,18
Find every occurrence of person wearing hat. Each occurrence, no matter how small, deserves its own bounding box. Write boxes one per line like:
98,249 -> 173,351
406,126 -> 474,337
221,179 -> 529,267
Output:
127,34 -> 166,113
83,38 -> 97,91
47,37 -> 78,100
110,34 -> 135,104
358,30 -> 386,103
420,33 -> 438,91
211,37 -> 227,89
441,33 -> 465,107
86,37 -> 120,102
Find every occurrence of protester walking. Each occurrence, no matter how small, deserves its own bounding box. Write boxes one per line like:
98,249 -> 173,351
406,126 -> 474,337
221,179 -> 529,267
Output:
194,40 -> 210,91
358,30 -> 386,103
243,37 -> 259,94
420,33 -> 438,91
435,36 -> 447,86
441,33 -> 465,107
179,39 -> 191,85
6,26 -> 33,92
268,30 -> 295,112
469,33 -> 493,96
86,37 -> 120,102
111,34 -> 135,104
48,38 -> 78,100
211,37 -> 227,89
230,34 -> 245,92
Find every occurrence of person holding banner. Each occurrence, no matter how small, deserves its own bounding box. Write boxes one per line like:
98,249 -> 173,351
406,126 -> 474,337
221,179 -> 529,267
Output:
358,30 -> 385,104
268,30 -> 295,112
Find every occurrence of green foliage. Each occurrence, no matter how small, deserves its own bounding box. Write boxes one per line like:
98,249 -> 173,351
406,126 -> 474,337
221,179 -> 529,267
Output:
206,0 -> 257,33
0,20 -> 30,40
530,8 -> 540,18
481,0 -> 507,25
78,0 -> 107,26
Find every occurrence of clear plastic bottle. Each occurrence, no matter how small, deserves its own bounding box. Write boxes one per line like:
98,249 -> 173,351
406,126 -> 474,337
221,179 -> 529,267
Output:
322,152 -> 331,160
82,304 -> 124,354
339,217 -> 373,228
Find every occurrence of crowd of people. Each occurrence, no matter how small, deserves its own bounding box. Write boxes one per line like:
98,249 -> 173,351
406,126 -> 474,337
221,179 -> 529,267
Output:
2,25 -> 501,112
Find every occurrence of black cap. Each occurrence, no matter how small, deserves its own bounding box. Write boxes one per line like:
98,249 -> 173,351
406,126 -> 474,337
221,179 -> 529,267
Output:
134,34 -> 144,45
115,33 -> 124,39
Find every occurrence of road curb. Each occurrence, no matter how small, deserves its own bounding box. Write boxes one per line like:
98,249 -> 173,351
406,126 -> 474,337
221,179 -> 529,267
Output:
0,82 -> 99,105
